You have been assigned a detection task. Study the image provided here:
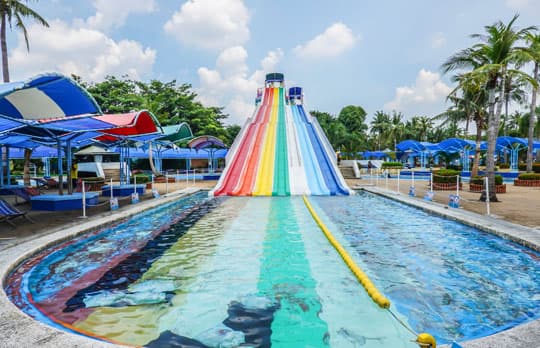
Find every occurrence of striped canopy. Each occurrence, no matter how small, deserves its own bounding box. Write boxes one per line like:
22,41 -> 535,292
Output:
0,73 -> 101,120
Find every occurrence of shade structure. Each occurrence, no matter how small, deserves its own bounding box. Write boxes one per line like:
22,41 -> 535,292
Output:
187,135 -> 226,151
94,111 -> 161,143
0,73 -> 101,120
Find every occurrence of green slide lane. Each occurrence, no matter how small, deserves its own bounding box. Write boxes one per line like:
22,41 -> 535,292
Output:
272,87 -> 290,196
257,197 -> 328,346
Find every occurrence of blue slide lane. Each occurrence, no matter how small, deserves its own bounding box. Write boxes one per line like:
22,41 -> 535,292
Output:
290,104 -> 328,195
297,105 -> 349,195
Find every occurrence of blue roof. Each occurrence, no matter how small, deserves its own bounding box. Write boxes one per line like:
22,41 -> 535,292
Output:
438,138 -> 475,153
0,73 -> 101,120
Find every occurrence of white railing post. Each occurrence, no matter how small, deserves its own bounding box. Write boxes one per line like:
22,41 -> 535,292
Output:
397,171 -> 400,195
134,175 -> 137,193
456,175 -> 460,197
81,180 -> 87,218
430,172 -> 433,192
165,173 -> 169,194
110,178 -> 113,200
385,171 -> 389,191
485,176 -> 490,216
369,168 -> 373,185
186,169 -> 189,188
151,174 -> 154,191
412,170 -> 415,188
375,169 -> 379,187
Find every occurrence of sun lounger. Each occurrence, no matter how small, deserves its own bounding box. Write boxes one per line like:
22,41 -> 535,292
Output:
11,187 -> 40,203
0,198 -> 35,227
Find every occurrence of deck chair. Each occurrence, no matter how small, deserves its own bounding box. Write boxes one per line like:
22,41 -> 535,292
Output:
11,187 -> 40,203
0,199 -> 35,227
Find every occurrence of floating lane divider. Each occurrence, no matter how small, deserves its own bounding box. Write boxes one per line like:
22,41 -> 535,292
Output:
302,196 -> 437,348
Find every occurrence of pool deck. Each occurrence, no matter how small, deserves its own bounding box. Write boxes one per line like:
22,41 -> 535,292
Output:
361,186 -> 540,348
0,187 -> 202,348
1,183 -> 540,347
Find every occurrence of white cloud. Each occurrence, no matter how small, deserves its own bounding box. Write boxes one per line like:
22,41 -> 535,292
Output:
9,20 -> 156,82
431,32 -> 446,48
505,0 -> 530,9
86,0 -> 157,31
196,47 -> 284,125
383,69 -> 452,116
293,22 -> 357,59
164,0 -> 250,51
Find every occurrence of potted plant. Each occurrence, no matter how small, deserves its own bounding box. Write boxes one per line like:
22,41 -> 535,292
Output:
469,175 -> 506,193
514,173 -> 540,187
430,169 -> 463,190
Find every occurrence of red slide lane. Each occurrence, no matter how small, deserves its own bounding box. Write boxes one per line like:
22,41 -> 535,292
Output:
213,88 -> 272,196
233,88 -> 274,195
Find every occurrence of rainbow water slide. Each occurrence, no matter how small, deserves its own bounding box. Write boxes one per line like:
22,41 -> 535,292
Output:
211,88 -> 273,196
252,88 -> 279,196
296,104 -> 351,195
290,103 -> 330,195
232,89 -> 273,195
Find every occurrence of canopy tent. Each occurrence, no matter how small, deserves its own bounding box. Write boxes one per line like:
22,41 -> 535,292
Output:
149,123 -> 194,172
0,73 -> 104,190
396,140 -> 441,168
438,138 -> 476,171
187,136 -> 227,173
361,151 -> 391,160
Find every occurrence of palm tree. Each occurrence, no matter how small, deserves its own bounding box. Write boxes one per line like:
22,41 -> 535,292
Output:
370,110 -> 390,150
1,1 -> 48,187
442,15 -> 535,201
519,32 -> 540,172
0,0 -> 48,82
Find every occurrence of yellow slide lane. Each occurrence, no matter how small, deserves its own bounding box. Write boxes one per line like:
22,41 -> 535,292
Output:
253,88 -> 279,196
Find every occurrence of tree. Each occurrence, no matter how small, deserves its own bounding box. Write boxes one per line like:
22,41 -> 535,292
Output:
338,105 -> 368,134
0,0 -> 48,82
370,110 -> 390,150
519,32 -> 540,172
442,14 -> 535,201
0,0 -> 49,185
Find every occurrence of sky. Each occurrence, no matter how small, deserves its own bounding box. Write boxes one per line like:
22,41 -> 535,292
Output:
7,0 -> 540,126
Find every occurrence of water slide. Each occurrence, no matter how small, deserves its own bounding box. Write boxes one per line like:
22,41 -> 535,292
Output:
290,102 -> 330,195
296,104 -> 351,195
212,88 -> 272,196
285,101 -> 309,195
232,89 -> 273,195
211,73 -> 351,196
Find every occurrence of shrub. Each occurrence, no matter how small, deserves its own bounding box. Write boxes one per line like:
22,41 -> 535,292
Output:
130,174 -> 150,184
470,175 -> 503,185
517,173 -> 540,181
381,162 -> 403,169
433,169 -> 461,183
518,163 -> 540,172
446,164 -> 462,171
498,163 -> 510,169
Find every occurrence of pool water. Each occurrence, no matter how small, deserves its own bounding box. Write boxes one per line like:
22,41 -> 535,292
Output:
5,192 -> 540,346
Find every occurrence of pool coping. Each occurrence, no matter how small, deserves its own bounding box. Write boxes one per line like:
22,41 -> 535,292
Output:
360,186 -> 540,348
0,187 -> 203,348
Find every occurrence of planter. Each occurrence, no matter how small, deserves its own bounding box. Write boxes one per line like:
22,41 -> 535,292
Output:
154,176 -> 176,183
514,179 -> 540,187
469,183 -> 506,193
432,182 -> 463,191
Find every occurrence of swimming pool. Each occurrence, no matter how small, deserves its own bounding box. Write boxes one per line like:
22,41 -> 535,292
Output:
4,191 -> 540,346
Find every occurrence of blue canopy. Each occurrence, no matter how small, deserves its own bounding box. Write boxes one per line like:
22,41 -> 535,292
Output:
0,73 -> 101,120
116,147 -> 227,160
438,138 -> 475,153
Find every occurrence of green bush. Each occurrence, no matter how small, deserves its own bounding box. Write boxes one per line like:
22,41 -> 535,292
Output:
381,162 -> 403,169
498,163 -> 510,169
518,163 -> 540,173
433,169 -> 461,183
130,174 -> 150,184
470,175 -> 503,185
518,173 -> 540,181
446,164 -> 462,171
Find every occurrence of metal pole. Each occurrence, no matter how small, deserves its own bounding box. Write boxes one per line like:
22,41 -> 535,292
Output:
456,175 -> 460,197
81,180 -> 87,218
134,175 -> 137,193
412,170 -> 415,188
385,171 -> 388,191
485,176 -> 490,216
397,172 -> 400,195
375,168 -> 379,187
430,172 -> 433,192
151,174 -> 154,191
369,168 -> 373,185
165,174 -> 169,194
110,178 -> 113,200
186,168 -> 189,188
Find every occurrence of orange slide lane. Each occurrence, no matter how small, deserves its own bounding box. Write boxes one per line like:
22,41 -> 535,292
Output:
233,88 -> 275,195
213,88 -> 271,195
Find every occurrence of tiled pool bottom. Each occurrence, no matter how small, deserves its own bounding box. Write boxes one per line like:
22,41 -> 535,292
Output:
3,191 -> 540,347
